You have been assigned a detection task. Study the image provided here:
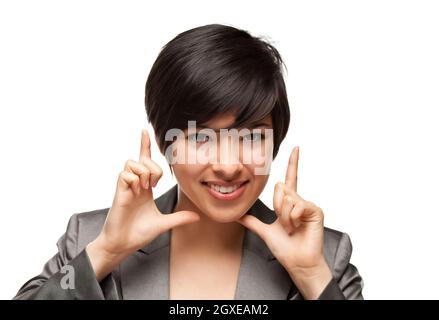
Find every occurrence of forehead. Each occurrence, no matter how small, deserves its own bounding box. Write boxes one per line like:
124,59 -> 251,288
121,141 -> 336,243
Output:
201,112 -> 273,129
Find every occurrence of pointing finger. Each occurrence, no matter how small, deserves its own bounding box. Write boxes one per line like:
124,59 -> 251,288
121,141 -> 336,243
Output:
281,195 -> 294,234
273,182 -> 285,216
285,146 -> 299,192
140,129 -> 152,162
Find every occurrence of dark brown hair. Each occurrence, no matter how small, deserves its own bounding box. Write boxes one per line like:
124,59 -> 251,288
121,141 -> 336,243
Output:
145,23 -> 290,159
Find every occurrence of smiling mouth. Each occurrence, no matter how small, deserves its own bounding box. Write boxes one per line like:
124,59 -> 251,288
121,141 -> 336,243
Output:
201,181 -> 249,200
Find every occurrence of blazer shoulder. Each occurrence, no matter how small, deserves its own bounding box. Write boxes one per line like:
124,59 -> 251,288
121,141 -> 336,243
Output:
323,226 -> 344,245
75,207 -> 110,223
322,227 -> 355,278
68,207 -> 110,254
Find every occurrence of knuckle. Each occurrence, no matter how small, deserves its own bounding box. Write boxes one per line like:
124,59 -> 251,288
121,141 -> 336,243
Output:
291,210 -> 300,220
275,182 -> 284,190
281,209 -> 289,220
308,201 -> 321,212
284,195 -> 293,204
120,171 -> 136,182
296,200 -> 306,210
124,159 -> 136,169
273,202 -> 281,213
119,170 -> 128,178
152,166 -> 162,177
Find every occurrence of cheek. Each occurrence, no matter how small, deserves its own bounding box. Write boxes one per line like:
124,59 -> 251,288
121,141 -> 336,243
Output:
240,151 -> 272,177
249,169 -> 270,192
240,140 -> 273,171
172,163 -> 206,191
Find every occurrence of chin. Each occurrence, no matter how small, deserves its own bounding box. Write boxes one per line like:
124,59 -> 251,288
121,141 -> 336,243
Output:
201,208 -> 244,223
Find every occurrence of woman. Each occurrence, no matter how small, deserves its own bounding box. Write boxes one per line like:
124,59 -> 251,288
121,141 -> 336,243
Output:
13,24 -> 363,300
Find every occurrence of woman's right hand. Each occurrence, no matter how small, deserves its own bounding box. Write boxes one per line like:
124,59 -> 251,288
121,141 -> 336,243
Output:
86,129 -> 200,281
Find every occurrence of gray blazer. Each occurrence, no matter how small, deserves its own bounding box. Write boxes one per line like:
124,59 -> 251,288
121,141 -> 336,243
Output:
13,184 -> 363,300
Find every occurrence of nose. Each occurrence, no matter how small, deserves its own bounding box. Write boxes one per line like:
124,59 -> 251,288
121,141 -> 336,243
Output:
211,135 -> 243,180
211,162 -> 243,180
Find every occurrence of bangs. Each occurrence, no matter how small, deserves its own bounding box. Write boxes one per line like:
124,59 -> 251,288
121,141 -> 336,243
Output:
181,67 -> 279,129
169,36 -> 283,129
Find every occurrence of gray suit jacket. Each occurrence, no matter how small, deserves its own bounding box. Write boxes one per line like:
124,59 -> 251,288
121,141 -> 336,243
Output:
13,184 -> 364,300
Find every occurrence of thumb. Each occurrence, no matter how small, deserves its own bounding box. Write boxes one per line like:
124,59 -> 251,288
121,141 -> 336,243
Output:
161,210 -> 200,231
237,214 -> 268,242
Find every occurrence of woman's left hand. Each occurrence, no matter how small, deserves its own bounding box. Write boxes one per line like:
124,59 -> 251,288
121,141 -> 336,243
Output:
237,146 -> 333,299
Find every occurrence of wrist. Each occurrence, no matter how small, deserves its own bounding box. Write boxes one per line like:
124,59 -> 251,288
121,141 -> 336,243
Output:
287,258 -> 333,300
86,236 -> 128,282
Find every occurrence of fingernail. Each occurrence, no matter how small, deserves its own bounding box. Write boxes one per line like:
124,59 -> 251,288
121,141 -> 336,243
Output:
144,180 -> 149,189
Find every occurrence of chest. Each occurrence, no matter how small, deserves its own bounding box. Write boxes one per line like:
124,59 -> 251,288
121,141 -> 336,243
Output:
169,247 -> 243,300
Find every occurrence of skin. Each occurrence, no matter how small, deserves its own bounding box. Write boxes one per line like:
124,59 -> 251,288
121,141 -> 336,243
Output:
86,113 -> 332,300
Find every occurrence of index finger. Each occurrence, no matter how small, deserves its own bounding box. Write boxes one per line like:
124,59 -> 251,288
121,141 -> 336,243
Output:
140,129 -> 151,161
285,146 -> 299,192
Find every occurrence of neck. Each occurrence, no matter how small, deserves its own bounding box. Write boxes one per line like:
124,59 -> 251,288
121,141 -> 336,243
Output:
172,186 -> 245,253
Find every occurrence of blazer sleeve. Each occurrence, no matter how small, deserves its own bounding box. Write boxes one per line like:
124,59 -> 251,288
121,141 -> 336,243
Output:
12,213 -> 119,300
317,232 -> 364,300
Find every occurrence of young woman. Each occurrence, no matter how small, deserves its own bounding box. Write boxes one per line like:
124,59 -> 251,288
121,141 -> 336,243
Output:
14,24 -> 363,300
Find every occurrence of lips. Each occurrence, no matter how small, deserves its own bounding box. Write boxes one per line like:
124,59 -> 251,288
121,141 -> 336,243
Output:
201,180 -> 249,201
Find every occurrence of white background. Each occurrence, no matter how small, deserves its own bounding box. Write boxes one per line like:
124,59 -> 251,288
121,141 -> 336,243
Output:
1,0 -> 438,299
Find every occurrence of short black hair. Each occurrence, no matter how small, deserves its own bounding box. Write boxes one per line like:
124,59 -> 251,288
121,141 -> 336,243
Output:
145,23 -> 290,159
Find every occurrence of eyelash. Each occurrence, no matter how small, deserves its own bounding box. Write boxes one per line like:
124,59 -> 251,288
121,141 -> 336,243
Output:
242,133 -> 265,142
187,133 -> 210,143
187,132 -> 266,143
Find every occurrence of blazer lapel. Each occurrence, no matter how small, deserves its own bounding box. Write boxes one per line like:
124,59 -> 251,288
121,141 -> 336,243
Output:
119,184 -> 293,299
234,198 -> 293,299
119,185 -> 177,299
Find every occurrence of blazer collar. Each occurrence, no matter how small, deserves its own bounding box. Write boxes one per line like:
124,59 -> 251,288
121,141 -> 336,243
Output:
138,184 -> 276,261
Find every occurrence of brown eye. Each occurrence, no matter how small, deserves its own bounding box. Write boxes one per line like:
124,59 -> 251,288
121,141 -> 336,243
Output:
242,132 -> 264,142
188,133 -> 210,143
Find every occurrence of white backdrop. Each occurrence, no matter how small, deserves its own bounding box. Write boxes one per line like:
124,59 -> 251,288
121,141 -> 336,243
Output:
1,0 -> 438,299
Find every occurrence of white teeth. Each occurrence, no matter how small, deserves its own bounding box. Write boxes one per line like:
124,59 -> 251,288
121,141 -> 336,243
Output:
208,183 -> 240,194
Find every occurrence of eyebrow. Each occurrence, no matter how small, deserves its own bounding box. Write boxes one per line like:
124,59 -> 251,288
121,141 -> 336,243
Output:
196,121 -> 272,132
